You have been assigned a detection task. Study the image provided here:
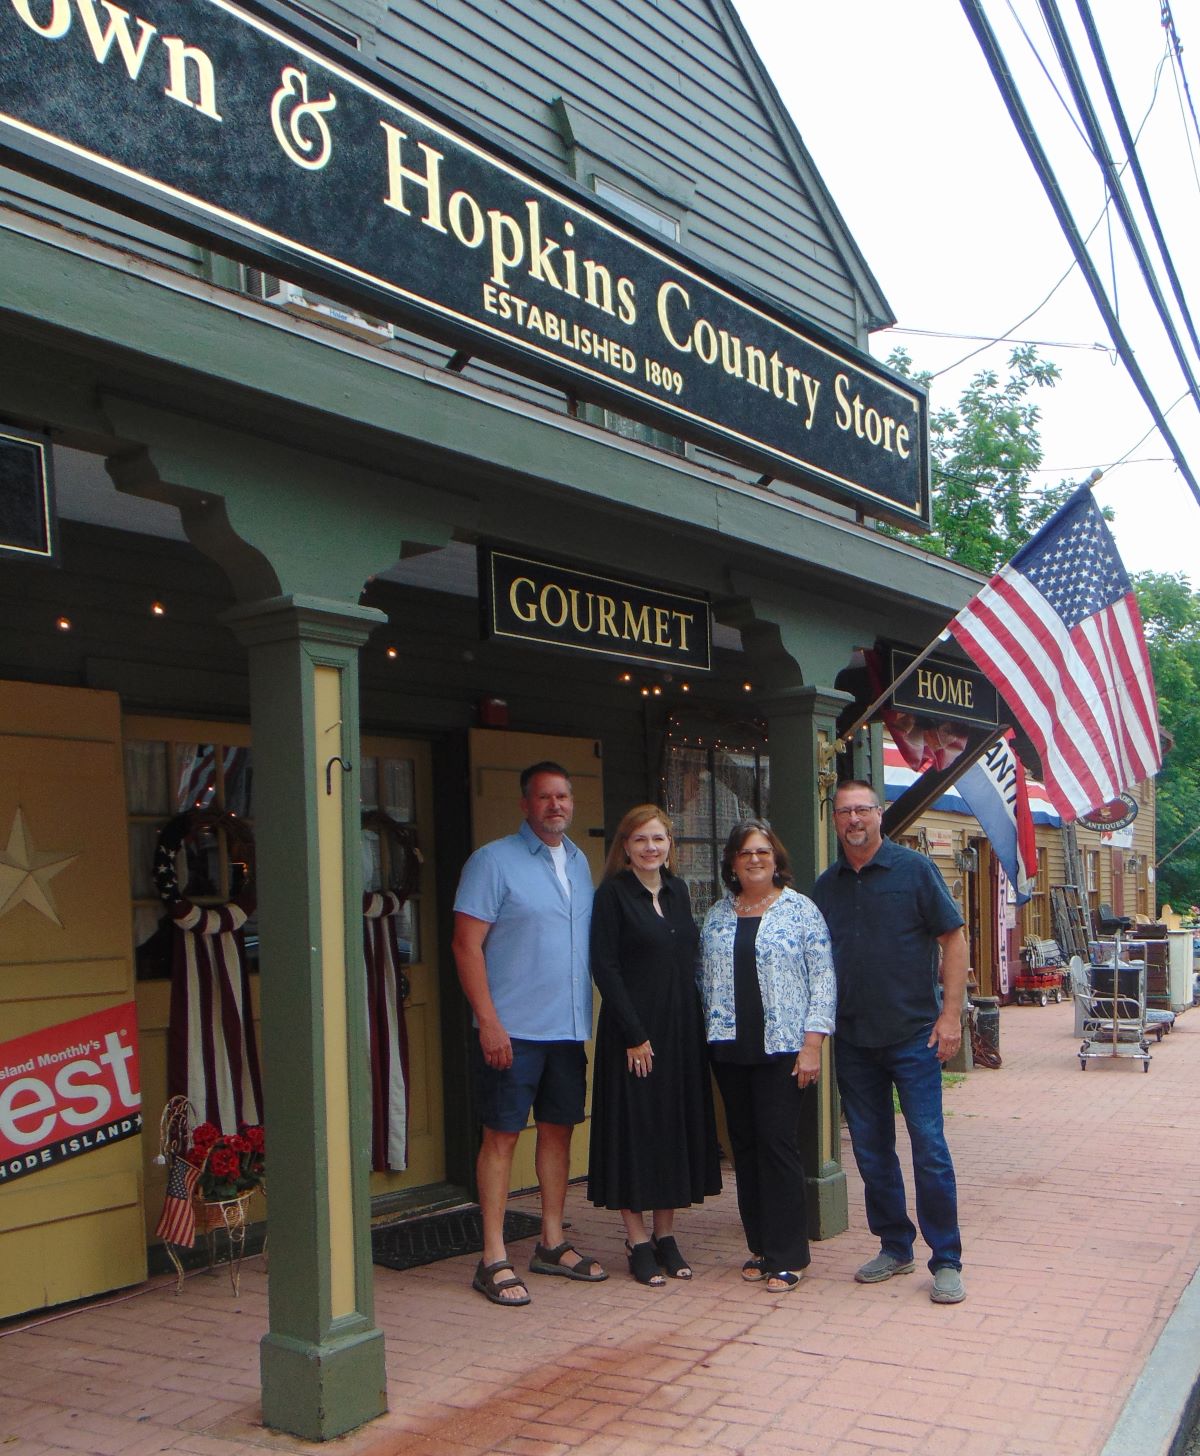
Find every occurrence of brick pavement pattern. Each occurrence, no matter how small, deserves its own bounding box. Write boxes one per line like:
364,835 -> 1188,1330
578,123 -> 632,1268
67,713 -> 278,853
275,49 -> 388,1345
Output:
3,1002 -> 1199,1456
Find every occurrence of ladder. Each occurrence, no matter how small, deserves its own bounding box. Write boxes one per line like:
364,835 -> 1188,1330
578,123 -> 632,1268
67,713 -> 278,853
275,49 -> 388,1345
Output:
1051,884 -> 1092,960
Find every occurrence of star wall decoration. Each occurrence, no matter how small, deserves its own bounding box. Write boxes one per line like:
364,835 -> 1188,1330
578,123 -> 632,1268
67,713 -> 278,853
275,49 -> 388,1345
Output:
0,807 -> 80,927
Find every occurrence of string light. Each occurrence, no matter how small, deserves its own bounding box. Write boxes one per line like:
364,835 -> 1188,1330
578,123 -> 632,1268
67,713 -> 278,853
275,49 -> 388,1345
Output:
150,601 -> 166,617
55,616 -> 71,632
386,646 -> 399,660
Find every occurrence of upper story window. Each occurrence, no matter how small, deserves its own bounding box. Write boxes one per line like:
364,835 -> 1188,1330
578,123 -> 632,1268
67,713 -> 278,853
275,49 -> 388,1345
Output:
593,179 -> 681,243
273,0 -> 386,51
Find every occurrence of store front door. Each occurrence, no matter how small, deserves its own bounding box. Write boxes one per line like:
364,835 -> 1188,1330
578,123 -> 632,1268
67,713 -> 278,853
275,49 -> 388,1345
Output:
467,729 -> 606,1190
360,736 -> 444,1197
0,682 -> 146,1318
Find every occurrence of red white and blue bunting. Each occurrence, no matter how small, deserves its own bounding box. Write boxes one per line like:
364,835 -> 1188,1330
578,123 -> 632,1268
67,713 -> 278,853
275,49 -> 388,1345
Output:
363,891 -> 411,1172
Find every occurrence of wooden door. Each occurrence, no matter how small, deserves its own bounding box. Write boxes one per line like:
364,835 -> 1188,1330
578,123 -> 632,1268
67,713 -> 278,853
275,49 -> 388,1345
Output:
0,682 -> 145,1317
361,737 -> 443,1194
467,730 -> 605,1190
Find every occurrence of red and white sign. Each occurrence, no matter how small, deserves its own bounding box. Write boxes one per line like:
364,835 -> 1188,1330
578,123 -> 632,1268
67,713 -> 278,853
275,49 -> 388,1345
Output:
0,1002 -> 141,1182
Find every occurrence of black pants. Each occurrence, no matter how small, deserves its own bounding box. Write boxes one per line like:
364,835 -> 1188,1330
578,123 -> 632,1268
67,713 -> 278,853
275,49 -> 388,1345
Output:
712,1057 -> 810,1273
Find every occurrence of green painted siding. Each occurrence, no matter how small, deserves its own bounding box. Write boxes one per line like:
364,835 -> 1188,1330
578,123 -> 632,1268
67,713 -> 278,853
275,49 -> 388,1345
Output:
379,0 -> 863,337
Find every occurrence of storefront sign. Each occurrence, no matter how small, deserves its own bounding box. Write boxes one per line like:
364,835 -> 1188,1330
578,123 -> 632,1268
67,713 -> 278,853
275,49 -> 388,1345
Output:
0,426 -> 55,562
0,1002 -> 142,1183
481,548 -> 711,671
890,648 -> 999,728
1077,794 -> 1139,833
0,0 -> 929,527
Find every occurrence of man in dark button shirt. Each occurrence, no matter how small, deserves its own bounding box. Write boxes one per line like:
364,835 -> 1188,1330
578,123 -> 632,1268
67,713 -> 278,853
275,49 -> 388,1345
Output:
812,779 -> 969,1305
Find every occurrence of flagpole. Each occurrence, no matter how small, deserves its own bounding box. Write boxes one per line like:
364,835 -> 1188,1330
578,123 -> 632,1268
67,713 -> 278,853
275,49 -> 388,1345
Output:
836,630 -> 951,749
838,469 -> 1106,752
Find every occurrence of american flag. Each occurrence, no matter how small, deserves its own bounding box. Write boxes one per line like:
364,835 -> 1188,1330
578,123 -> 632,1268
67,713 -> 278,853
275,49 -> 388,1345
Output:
948,484 -> 1161,822
155,1153 -> 200,1248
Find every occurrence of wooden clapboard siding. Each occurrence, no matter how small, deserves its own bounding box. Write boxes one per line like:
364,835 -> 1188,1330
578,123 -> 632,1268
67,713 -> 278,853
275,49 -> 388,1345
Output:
377,0 -> 870,337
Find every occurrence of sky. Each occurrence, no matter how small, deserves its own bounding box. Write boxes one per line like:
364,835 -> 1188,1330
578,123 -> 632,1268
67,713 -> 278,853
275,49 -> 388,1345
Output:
733,0 -> 1200,584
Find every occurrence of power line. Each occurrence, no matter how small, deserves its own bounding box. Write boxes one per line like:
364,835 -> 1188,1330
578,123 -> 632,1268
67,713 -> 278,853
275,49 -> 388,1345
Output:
885,325 -> 1108,352
1038,0 -> 1200,425
1071,0 -> 1200,399
924,16 -> 1171,381
958,0 -> 1200,509
1161,3 -> 1200,151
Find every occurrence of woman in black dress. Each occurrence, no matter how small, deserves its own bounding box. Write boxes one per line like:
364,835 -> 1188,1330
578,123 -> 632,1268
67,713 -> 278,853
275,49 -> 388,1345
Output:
588,805 -> 722,1285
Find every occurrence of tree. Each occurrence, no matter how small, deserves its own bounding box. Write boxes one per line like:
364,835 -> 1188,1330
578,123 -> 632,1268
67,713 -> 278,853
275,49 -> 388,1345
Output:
885,344 -> 1071,573
1133,572 -> 1200,912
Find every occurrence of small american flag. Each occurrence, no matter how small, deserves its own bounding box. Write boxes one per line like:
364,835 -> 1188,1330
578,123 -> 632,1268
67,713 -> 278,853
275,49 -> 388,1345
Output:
949,484 -> 1161,822
155,1153 -> 201,1248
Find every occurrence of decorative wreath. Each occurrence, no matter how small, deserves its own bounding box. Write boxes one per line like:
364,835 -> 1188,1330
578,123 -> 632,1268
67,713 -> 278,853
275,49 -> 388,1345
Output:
153,808 -> 256,913
361,810 -> 421,905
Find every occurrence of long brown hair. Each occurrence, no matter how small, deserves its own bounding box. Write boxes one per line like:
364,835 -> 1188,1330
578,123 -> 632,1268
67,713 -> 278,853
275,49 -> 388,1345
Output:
603,805 -> 676,880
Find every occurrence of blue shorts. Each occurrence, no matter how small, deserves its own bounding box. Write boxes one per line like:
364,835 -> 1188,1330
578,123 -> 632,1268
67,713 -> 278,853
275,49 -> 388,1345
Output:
473,1038 -> 587,1132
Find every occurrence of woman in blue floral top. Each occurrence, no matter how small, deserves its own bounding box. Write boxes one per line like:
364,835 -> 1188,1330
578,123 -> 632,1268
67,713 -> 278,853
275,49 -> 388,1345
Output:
699,819 -> 836,1291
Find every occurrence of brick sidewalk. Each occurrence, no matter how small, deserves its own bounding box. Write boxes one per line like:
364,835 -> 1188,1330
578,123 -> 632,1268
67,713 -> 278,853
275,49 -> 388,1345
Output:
3,1001 -> 1198,1455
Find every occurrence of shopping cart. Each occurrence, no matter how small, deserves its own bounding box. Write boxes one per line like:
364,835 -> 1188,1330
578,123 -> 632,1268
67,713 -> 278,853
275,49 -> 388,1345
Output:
1077,908 -> 1152,1072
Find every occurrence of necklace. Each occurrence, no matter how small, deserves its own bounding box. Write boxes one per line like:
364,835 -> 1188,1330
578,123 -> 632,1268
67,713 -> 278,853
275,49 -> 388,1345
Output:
735,889 -> 779,915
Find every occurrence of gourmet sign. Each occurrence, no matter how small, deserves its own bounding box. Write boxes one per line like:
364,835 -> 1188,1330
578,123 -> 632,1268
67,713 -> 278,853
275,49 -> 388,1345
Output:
0,1001 -> 142,1181
481,547 -> 711,670
0,0 -> 930,526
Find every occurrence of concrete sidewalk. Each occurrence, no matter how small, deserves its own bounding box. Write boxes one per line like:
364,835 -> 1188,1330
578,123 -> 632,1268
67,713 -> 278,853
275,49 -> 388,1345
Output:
3,1001 -> 1199,1456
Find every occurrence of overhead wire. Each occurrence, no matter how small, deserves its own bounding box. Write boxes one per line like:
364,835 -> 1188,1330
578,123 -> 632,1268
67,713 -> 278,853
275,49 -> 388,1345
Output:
1161,3 -> 1200,151
927,11 -> 1172,381
1038,0 -> 1200,419
957,0 -> 1200,508
1072,0 -> 1200,393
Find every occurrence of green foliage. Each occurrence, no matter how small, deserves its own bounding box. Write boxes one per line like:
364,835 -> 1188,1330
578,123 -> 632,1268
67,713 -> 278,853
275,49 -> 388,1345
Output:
1133,572 -> 1200,910
884,345 -> 1071,574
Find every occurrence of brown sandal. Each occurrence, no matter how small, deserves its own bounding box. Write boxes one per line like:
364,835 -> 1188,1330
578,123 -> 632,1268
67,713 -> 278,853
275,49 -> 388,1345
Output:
472,1257 -> 531,1306
529,1240 -> 607,1281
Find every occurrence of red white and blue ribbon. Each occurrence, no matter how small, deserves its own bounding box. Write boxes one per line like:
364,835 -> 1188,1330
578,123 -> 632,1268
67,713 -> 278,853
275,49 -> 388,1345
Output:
363,892 -> 411,1172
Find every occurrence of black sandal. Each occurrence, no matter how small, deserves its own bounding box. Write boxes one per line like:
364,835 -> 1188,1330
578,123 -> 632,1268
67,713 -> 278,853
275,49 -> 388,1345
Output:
472,1258 -> 531,1306
652,1235 -> 692,1279
626,1240 -> 665,1286
741,1257 -> 767,1283
765,1270 -> 801,1292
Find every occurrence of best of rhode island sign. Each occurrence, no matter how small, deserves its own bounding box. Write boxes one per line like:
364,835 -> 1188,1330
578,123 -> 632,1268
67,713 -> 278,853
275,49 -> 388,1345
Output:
0,0 -> 930,527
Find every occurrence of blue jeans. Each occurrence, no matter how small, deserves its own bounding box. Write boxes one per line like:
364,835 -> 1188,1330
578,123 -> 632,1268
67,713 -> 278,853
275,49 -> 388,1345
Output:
835,1028 -> 962,1273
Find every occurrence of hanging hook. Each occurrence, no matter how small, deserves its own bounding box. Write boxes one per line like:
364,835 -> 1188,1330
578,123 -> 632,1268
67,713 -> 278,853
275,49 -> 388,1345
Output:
325,755 -> 353,795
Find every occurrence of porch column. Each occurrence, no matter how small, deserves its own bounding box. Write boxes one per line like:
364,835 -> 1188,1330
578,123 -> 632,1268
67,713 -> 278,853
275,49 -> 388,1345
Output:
759,684 -> 853,1240
225,594 -> 386,1442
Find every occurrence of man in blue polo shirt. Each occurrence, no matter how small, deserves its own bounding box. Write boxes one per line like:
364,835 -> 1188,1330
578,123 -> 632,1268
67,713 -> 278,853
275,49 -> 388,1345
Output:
452,761 -> 605,1306
813,778 -> 968,1305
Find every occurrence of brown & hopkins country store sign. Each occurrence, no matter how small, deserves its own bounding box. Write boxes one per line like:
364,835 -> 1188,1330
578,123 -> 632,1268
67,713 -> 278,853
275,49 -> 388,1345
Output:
0,0 -> 930,527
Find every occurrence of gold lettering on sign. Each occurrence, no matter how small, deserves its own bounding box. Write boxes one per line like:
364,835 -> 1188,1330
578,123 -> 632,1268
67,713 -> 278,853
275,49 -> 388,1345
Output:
12,0 -> 221,119
12,0 -> 71,37
915,667 -> 974,710
833,373 -> 911,459
76,0 -> 156,76
161,37 -> 220,118
508,577 -> 537,623
380,123 -> 448,233
270,67 -> 335,169
495,558 -> 703,662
